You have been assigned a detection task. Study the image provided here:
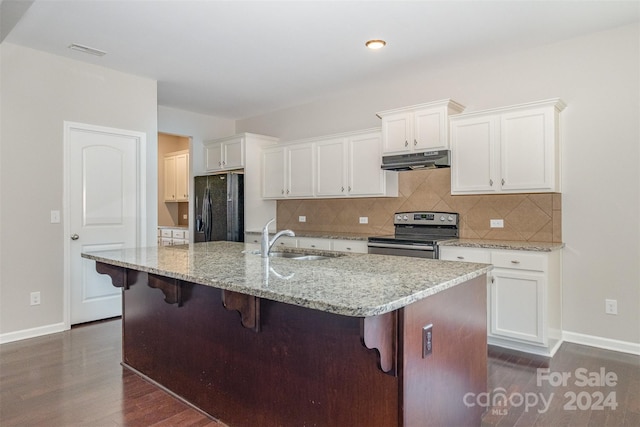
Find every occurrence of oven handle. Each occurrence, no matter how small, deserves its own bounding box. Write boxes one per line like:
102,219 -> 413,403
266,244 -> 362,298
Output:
367,242 -> 435,251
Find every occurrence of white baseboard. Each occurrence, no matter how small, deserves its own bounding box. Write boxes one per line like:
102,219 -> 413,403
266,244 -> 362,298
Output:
0,322 -> 68,345
562,331 -> 640,356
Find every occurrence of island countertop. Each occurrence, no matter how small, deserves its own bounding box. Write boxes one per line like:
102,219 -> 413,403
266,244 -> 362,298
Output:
82,241 -> 491,317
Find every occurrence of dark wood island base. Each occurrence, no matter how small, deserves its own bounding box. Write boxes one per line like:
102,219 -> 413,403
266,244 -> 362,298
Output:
96,262 -> 487,427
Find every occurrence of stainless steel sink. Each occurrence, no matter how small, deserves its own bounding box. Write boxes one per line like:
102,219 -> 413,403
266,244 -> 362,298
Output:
269,252 -> 330,261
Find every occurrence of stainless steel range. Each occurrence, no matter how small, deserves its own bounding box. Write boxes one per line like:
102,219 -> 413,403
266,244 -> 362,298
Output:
367,211 -> 459,259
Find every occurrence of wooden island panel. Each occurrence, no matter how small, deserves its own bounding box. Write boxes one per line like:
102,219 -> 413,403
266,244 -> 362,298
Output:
96,262 -> 487,427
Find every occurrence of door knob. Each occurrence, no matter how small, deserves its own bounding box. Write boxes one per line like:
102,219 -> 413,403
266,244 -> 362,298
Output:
71,234 -> 79,240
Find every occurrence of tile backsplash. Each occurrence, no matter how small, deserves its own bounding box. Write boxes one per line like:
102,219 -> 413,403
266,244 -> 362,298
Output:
277,168 -> 561,242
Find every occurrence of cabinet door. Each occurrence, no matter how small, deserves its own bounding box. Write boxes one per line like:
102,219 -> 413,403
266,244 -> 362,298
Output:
287,144 -> 314,197
175,153 -> 189,201
450,115 -> 499,194
500,107 -> 555,192
163,156 -> 177,201
262,147 -> 286,198
348,132 -> 385,196
205,143 -> 223,171
489,269 -> 545,344
316,138 -> 347,197
414,107 -> 447,151
223,137 -> 244,170
381,112 -> 411,154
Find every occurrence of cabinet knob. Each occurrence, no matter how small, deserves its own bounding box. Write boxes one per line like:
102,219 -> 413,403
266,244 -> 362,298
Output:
404,140 -> 408,147
222,161 -> 226,166
218,161 -> 222,166
502,178 -> 505,186
489,179 -> 493,186
341,187 -> 344,192
286,189 -> 290,194
414,139 -> 418,146
70,234 -> 80,240
348,186 -> 351,191
281,189 -> 285,194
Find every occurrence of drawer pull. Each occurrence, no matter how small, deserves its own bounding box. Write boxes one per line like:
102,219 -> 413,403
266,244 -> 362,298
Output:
457,256 -> 465,260
511,260 -> 521,264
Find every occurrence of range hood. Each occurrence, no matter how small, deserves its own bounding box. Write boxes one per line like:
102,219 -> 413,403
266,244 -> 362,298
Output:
381,150 -> 450,171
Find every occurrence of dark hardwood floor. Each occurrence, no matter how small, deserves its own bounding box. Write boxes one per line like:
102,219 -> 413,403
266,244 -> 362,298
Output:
1,318 -> 638,426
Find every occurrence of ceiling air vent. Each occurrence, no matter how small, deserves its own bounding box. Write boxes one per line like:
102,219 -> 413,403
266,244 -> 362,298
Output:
68,43 -> 107,57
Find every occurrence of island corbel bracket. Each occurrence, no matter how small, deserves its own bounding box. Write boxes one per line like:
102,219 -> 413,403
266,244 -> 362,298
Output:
148,274 -> 182,306
221,290 -> 260,332
95,262 -> 128,289
361,311 -> 398,376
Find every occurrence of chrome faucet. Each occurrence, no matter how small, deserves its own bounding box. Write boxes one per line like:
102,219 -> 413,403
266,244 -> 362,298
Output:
261,218 -> 295,258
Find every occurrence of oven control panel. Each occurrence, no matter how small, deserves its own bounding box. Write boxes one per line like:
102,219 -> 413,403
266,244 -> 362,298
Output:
394,211 -> 458,226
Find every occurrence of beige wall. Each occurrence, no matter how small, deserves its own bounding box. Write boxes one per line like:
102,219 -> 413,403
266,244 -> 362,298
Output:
278,168 -> 561,243
240,24 -> 640,347
0,43 -> 158,337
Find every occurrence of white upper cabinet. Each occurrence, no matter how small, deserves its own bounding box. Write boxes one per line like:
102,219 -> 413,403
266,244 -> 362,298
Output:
347,131 -> 396,197
204,135 -> 244,172
263,129 -> 397,200
316,131 -> 396,197
262,143 -> 315,199
316,138 -> 347,197
287,143 -> 315,197
450,98 -> 565,195
378,99 -> 465,155
164,150 -> 189,202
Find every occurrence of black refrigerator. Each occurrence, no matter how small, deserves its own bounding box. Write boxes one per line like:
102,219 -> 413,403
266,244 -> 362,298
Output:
194,173 -> 244,243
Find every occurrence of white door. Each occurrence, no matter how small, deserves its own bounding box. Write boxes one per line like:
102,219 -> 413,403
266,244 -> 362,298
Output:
66,122 -> 143,325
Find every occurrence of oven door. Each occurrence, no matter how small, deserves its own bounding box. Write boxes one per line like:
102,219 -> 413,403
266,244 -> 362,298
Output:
367,241 -> 437,259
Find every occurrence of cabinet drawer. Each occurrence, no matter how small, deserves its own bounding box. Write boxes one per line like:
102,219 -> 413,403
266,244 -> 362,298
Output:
332,240 -> 368,253
491,251 -> 545,272
172,229 -> 187,239
160,229 -> 172,238
439,247 -> 491,263
298,237 -> 332,250
273,236 -> 297,248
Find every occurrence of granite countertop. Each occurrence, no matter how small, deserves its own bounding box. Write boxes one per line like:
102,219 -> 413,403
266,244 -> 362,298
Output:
82,241 -> 491,317
438,239 -> 564,252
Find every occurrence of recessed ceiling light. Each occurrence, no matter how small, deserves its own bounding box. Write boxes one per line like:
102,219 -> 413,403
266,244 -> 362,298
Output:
68,43 -> 107,57
365,39 -> 386,50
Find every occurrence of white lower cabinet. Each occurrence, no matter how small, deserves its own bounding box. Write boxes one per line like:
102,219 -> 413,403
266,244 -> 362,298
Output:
440,246 -> 562,356
158,228 -> 189,246
244,233 -> 368,254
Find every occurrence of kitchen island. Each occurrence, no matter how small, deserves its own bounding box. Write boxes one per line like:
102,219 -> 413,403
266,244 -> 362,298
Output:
83,241 -> 492,427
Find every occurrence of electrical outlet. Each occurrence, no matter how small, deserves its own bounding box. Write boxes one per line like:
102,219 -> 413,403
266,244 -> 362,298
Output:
359,217 -> 368,224
422,324 -> 433,358
490,219 -> 504,228
605,299 -> 618,315
298,216 -> 306,223
30,291 -> 41,306
182,214 -> 188,220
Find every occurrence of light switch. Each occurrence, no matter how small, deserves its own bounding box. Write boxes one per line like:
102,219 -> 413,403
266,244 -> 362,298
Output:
50,210 -> 61,224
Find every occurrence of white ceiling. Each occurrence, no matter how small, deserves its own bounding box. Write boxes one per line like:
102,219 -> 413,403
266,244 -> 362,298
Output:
3,0 -> 639,119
